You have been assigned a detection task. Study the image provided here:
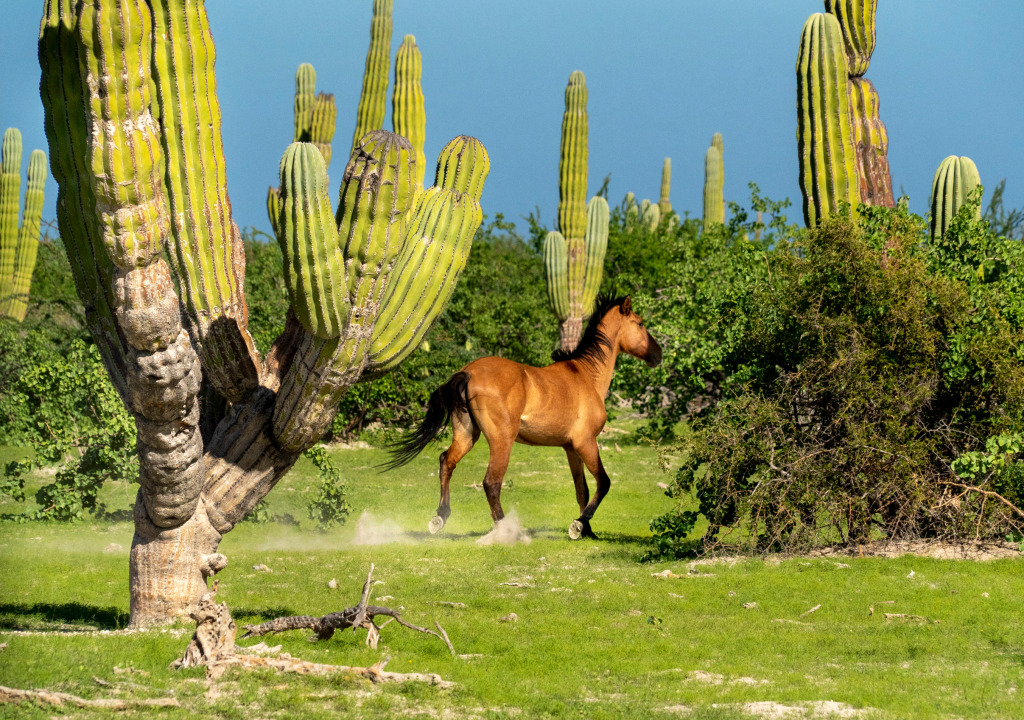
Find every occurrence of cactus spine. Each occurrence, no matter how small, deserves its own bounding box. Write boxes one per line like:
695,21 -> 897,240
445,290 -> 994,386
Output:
796,12 -> 860,227
929,155 -> 981,243
545,70 -> 607,352
825,0 -> 894,208
393,35 -> 426,190
0,130 -> 47,322
39,0 -> 487,628
703,134 -> 725,230
352,0 -> 393,153
658,157 -> 672,216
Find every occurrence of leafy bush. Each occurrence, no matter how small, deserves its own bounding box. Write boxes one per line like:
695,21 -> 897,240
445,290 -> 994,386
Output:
647,201 -> 1024,558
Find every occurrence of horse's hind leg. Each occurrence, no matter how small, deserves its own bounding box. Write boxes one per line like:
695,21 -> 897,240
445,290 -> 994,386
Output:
482,435 -> 514,523
569,439 -> 611,540
431,410 -> 478,534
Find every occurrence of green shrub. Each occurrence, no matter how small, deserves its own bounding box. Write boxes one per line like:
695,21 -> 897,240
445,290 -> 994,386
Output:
647,201 -> 1024,558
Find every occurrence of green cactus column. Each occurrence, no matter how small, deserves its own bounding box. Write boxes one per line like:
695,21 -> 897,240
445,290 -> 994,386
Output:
547,70 -> 605,353
929,155 -> 981,243
311,92 -> 337,169
658,157 -> 672,216
393,34 -> 426,190
703,134 -> 725,230
796,12 -> 860,227
0,136 -> 47,323
352,0 -> 393,153
825,0 -> 893,209
294,63 -> 316,142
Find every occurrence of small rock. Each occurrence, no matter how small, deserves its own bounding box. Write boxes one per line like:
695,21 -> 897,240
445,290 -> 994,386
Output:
253,564 -> 271,572
906,569 -> 915,578
742,602 -> 757,609
327,578 -> 337,589
728,590 -> 736,597
499,613 -> 518,623
982,592 -> 990,598
657,482 -> 669,490
103,543 -> 123,553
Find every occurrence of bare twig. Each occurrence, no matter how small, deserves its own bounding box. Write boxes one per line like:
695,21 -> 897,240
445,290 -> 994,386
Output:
799,604 -> 821,618
0,685 -> 179,709
351,563 -> 375,633
936,481 -> 1024,520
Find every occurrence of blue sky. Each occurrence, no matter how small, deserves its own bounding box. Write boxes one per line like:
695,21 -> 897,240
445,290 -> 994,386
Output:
2,1 -> 1022,236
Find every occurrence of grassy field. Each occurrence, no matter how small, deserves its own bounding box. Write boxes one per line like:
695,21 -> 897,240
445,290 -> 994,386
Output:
1,429 -> 1022,719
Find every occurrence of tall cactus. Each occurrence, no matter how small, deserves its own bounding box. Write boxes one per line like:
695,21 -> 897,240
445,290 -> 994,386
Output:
825,0 -> 894,208
392,35 -> 426,190
703,134 -> 725,230
351,0 -> 393,153
39,0 -> 487,628
658,157 -> 672,216
545,70 -> 606,352
929,155 -> 981,243
0,129 -> 47,322
796,12 -> 860,227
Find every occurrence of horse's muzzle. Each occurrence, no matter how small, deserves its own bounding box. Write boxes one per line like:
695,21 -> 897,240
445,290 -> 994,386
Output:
645,335 -> 663,368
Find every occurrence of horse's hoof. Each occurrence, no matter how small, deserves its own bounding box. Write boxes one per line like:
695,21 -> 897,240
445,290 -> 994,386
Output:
568,519 -> 583,540
428,516 -> 446,534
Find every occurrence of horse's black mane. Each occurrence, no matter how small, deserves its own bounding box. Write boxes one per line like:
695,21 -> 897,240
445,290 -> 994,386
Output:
551,293 -> 629,369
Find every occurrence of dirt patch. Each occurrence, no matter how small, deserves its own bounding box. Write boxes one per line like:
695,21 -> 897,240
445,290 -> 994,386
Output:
807,540 -> 1021,561
737,700 -> 868,718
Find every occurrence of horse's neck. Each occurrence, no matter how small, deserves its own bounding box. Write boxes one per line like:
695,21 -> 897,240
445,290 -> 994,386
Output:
587,317 -> 622,397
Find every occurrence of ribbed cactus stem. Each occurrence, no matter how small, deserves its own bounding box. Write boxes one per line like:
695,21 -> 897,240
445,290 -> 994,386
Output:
643,202 -> 661,231
929,155 -> 982,243
352,0 -> 393,153
393,34 -> 426,189
294,63 -> 316,142
0,129 -> 23,315
796,12 -> 860,227
310,92 -> 337,169
150,0 -> 260,402
275,143 -> 349,339
581,196 -> 608,314
544,230 -> 569,321
848,77 -> 894,208
824,0 -> 876,77
3,149 -> 47,321
558,70 -> 588,242
703,145 -> 724,230
658,157 -> 672,215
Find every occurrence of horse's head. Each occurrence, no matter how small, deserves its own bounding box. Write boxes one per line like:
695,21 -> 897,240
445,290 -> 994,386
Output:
613,296 -> 662,368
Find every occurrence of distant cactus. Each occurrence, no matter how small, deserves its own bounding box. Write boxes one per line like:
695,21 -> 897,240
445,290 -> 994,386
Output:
929,155 -> 981,243
703,140 -> 725,230
824,0 -> 893,208
545,71 -> 607,352
658,158 -> 672,215
352,0 -> 393,153
796,12 -> 860,227
642,202 -> 661,231
393,35 -> 426,190
40,0 -> 486,628
0,128 -> 47,322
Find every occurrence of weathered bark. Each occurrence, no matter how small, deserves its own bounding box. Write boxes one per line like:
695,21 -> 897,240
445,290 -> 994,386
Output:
849,77 -> 895,208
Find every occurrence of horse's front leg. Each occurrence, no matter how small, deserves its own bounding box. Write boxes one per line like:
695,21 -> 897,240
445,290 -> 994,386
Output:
569,439 -> 610,540
430,413 -> 478,534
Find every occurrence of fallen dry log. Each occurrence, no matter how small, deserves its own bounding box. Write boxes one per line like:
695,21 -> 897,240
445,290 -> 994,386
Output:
172,577 -> 454,687
0,685 -> 179,709
241,565 -> 455,654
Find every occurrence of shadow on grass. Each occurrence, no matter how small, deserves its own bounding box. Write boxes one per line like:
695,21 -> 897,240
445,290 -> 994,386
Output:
0,602 -> 129,630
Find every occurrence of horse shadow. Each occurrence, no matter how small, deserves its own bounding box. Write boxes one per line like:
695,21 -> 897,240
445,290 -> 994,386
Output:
0,601 -> 129,630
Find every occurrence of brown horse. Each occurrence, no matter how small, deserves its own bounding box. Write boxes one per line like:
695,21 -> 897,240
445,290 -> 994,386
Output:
386,295 -> 662,539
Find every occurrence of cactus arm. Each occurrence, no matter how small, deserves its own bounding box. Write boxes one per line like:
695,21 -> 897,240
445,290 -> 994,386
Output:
0,129 -> 22,313
658,157 -> 672,216
643,202 -> 661,231
581,196 -> 608,314
544,230 -> 569,321
149,0 -> 261,402
929,155 -> 981,243
703,145 -> 724,230
796,13 -> 860,227
5,150 -> 47,321
294,63 -> 315,142
558,70 -> 588,242
393,34 -> 426,190
824,0 -> 876,77
848,77 -> 894,208
311,92 -> 337,169
351,0 -> 393,153
39,0 -> 130,397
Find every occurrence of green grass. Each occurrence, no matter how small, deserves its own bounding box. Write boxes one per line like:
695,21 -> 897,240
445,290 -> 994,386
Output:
1,431 -> 1022,719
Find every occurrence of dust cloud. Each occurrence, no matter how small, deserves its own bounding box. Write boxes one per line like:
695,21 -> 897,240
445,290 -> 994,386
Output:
476,510 -> 531,546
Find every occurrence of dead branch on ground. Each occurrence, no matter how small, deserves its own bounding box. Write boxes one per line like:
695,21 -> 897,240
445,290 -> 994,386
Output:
0,685 -> 179,709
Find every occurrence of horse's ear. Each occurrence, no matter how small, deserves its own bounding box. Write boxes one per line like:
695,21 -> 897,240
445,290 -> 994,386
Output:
620,296 -> 632,314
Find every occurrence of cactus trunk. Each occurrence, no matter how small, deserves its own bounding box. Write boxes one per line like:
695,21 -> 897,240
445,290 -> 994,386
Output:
1,132 -> 46,321
658,157 -> 672,216
703,142 -> 724,230
39,0 -> 487,627
929,155 -> 982,243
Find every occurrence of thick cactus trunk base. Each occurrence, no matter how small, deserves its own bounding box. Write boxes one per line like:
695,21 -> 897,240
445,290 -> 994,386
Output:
129,496 -> 224,628
559,317 -> 583,353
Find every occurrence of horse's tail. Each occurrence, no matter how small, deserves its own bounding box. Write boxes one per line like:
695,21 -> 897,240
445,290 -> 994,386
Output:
381,372 -> 470,471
